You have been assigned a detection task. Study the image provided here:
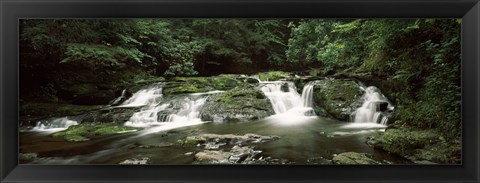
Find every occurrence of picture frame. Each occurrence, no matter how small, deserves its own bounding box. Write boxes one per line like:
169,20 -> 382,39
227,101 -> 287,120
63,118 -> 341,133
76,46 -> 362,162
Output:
1,0 -> 479,182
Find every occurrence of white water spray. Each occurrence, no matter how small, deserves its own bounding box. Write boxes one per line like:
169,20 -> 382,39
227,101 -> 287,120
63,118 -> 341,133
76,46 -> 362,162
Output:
32,117 -> 78,133
120,85 -> 163,107
260,81 -> 316,119
353,86 -> 393,125
109,89 -> 127,105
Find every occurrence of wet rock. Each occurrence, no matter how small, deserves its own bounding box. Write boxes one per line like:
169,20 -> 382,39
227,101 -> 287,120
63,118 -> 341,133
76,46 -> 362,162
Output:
311,78 -> 363,121
194,145 -> 262,164
119,157 -> 150,165
19,102 -> 103,126
307,157 -> 333,164
332,152 -> 380,164
183,133 -> 280,146
138,142 -> 174,149
258,71 -> 293,81
19,153 -> 38,163
414,160 -> 438,164
245,77 -> 260,84
203,142 -> 227,150
373,128 -> 461,164
52,123 -> 140,142
200,86 -> 275,122
79,106 -> 142,124
366,136 -> 376,147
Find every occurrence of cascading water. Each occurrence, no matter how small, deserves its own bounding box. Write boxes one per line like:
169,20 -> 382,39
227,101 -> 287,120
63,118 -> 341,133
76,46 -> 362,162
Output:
353,86 -> 393,125
120,84 -> 163,107
119,83 -> 222,134
32,117 -> 78,133
109,89 -> 127,106
260,81 -> 316,117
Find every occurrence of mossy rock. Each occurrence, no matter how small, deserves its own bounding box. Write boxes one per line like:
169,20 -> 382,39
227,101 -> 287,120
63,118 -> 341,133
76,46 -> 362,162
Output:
311,78 -> 363,121
52,123 -> 140,142
258,71 -> 293,81
163,75 -> 244,95
79,107 -> 142,124
200,86 -> 274,122
19,153 -> 38,163
332,152 -> 379,164
19,102 -> 103,126
373,127 -> 461,164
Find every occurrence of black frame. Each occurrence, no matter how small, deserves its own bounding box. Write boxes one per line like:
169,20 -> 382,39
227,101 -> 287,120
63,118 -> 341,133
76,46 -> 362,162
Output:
1,0 -> 479,182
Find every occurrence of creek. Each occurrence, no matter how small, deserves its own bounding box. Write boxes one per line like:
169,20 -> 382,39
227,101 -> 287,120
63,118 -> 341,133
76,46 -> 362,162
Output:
21,75 -> 406,164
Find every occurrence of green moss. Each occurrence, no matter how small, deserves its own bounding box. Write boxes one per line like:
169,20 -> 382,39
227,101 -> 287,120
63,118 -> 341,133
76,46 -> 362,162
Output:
163,83 -> 204,95
20,102 -> 103,124
52,123 -> 140,142
373,126 -> 461,164
258,71 -> 292,81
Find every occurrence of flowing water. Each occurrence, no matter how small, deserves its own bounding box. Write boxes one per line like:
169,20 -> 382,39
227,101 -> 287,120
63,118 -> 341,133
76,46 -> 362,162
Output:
260,81 -> 316,118
353,86 -> 393,125
22,79 -> 407,164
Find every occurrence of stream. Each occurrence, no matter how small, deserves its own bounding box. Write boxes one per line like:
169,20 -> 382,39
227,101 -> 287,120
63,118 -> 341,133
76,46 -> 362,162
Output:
20,76 -> 408,164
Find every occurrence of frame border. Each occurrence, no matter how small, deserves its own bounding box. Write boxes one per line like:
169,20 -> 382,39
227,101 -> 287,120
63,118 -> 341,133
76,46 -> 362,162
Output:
1,0 -> 479,182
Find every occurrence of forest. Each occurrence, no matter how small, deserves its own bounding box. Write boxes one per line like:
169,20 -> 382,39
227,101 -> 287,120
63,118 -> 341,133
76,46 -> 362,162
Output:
19,19 -> 461,165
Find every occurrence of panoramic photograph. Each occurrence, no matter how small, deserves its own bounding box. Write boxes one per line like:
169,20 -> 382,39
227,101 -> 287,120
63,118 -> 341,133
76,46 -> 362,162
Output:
19,19 -> 461,165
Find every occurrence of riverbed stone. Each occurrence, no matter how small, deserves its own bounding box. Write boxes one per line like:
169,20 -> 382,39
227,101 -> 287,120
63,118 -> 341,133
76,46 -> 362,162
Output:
311,78 -> 363,121
52,123 -> 140,142
194,145 -> 262,164
19,153 -> 38,163
79,106 -> 142,124
200,86 -> 275,122
119,157 -> 150,164
183,133 -> 280,146
332,152 -> 379,164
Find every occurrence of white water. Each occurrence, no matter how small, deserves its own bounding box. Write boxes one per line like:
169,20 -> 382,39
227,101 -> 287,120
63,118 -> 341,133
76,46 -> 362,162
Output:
260,81 -> 317,122
109,89 -> 127,105
120,86 -> 163,107
121,84 -> 219,134
353,86 -> 393,125
32,117 -> 78,133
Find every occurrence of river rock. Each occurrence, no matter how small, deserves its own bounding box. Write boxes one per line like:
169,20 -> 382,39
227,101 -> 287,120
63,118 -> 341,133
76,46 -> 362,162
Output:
332,152 -> 380,164
311,78 -> 363,121
200,86 -> 275,122
78,106 -> 142,123
194,145 -> 262,164
119,157 -> 150,164
373,128 -> 461,164
183,133 -> 280,146
19,153 -> 38,163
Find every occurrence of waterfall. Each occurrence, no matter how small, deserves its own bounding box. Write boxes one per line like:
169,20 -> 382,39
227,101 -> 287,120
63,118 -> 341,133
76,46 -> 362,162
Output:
165,97 -> 207,123
260,81 -> 316,117
32,117 -> 78,133
120,84 -> 163,107
353,86 -> 393,125
121,83 -> 221,133
135,95 -> 210,135
301,83 -> 315,108
109,89 -> 127,106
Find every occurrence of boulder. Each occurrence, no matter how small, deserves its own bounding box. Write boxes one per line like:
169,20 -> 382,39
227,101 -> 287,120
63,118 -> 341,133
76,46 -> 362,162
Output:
373,128 -> 461,164
311,78 -> 363,121
79,106 -> 141,124
332,152 -> 379,164
194,145 -> 262,164
183,133 -> 280,146
119,157 -> 150,165
200,86 -> 275,122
